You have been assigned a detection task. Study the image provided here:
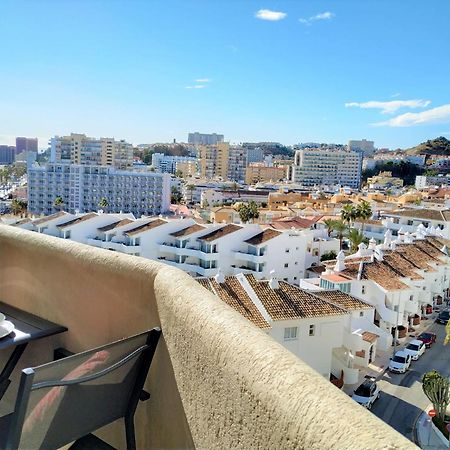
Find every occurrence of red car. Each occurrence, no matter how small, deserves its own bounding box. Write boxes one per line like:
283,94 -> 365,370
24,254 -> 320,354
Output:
417,332 -> 437,348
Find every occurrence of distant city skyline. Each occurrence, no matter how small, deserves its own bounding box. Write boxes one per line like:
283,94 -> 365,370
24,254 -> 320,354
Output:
1,1 -> 449,149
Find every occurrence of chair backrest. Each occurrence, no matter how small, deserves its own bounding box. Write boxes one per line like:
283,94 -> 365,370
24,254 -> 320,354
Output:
6,328 -> 161,450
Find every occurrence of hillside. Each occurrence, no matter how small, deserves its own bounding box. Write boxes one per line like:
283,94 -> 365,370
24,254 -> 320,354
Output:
405,136 -> 450,155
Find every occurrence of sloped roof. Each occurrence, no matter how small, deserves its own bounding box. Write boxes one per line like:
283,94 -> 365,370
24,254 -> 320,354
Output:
362,331 -> 379,343
125,219 -> 167,236
245,275 -> 346,320
244,228 -> 281,246
197,224 -> 242,242
387,209 -> 450,221
33,211 -> 68,226
197,277 -> 271,329
57,213 -> 98,229
312,290 -> 373,310
98,219 -> 134,232
170,224 -> 206,238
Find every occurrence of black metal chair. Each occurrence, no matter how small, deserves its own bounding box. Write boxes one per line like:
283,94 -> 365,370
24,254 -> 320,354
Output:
0,328 -> 161,450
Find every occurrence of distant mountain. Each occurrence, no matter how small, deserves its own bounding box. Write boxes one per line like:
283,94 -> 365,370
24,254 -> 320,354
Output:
405,136 -> 450,155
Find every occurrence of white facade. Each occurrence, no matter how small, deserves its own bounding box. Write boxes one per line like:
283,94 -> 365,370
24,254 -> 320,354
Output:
348,139 -> 375,157
28,163 -> 171,216
291,148 -> 362,189
151,153 -> 197,174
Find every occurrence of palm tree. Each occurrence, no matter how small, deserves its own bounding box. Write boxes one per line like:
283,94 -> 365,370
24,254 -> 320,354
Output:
347,229 -> 366,253
186,184 -> 195,204
99,197 -> 109,212
341,204 -> 357,229
323,219 -> 336,237
53,196 -> 64,211
356,200 -> 372,232
332,220 -> 347,250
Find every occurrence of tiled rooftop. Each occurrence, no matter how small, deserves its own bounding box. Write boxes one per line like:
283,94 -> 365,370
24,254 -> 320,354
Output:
245,275 -> 346,320
56,212 -> 98,229
98,218 -> 134,232
244,228 -> 281,245
387,208 -> 450,221
170,224 -> 206,238
197,224 -> 242,242
197,277 -> 271,329
312,290 -> 373,310
33,211 -> 68,225
125,219 -> 167,236
362,331 -> 379,343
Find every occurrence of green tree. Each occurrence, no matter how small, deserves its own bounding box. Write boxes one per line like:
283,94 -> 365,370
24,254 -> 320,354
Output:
171,187 -> 183,204
99,197 -> 109,212
422,370 -> 450,422
320,250 -> 337,262
341,204 -> 357,229
356,200 -> 372,232
347,229 -> 367,253
11,198 -> 27,216
332,220 -> 347,250
53,196 -> 64,211
186,184 -> 195,204
324,218 -> 336,237
175,169 -> 183,178
237,201 -> 260,223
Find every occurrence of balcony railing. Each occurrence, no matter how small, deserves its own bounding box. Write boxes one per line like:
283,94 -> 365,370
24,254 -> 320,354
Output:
0,225 -> 414,449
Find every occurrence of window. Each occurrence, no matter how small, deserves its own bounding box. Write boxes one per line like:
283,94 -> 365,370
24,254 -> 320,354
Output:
284,327 -> 298,340
409,295 -> 414,301
285,248 -> 290,253
295,261 -> 298,265
284,263 -> 289,268
359,311 -> 364,317
309,325 -> 315,336
361,286 -> 366,294
283,277 -> 288,281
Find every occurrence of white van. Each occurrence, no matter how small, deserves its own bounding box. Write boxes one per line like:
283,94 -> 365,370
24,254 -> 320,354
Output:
388,350 -> 411,374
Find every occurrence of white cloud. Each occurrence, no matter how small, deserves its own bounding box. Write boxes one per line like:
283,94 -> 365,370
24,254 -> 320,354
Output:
299,11 -> 335,25
255,9 -> 287,21
391,92 -> 401,98
372,104 -> 450,127
195,78 -> 211,83
185,85 -> 206,89
345,99 -> 431,114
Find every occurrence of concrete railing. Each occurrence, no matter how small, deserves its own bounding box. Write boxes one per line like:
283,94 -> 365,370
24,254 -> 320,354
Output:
0,225 -> 416,449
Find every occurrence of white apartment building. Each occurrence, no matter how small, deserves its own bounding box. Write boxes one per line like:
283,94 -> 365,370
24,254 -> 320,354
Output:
301,230 -> 450,352
197,273 -> 377,382
246,147 -> 264,163
227,146 -> 248,182
16,213 -> 339,284
151,153 -> 197,174
50,133 -> 133,168
28,163 -> 171,216
415,175 -> 450,189
291,148 -> 362,189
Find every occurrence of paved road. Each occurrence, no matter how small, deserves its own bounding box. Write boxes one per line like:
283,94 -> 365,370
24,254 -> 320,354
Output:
371,319 -> 450,442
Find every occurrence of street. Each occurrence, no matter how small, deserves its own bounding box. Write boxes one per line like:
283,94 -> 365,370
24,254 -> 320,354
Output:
371,319 -> 450,443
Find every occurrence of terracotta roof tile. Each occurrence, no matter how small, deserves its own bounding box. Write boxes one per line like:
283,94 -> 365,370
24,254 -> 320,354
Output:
170,224 -> 206,238
33,211 -> 68,225
244,228 -> 281,245
386,209 -> 450,221
98,219 -> 134,232
198,224 -> 242,242
57,213 -> 97,229
312,290 -> 373,310
125,218 -> 167,236
245,275 -> 346,320
196,277 -> 271,329
362,331 -> 379,343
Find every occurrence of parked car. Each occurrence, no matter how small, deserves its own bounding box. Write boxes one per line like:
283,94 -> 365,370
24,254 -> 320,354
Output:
352,377 -> 381,409
417,332 -> 437,348
436,310 -> 450,324
403,339 -> 426,360
388,351 -> 412,374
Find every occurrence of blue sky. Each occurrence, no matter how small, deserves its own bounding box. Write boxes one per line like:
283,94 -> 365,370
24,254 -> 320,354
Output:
1,0 -> 449,149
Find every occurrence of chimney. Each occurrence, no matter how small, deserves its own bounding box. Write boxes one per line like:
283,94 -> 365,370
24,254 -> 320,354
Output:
374,248 -> 384,261
357,260 -> 364,281
368,238 -> 377,250
269,270 -> 279,289
214,269 -> 225,284
429,225 -> 436,236
384,229 -> 392,247
398,227 -> 405,242
441,245 -> 449,256
334,251 -> 346,273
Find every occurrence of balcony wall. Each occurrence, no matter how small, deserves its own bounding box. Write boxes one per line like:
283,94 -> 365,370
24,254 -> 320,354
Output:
0,225 -> 415,449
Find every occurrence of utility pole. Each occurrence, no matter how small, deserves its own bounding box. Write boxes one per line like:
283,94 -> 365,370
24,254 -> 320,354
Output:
392,298 -> 400,357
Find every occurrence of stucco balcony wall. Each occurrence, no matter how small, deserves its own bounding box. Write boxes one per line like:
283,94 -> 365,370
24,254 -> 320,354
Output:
0,225 -> 415,449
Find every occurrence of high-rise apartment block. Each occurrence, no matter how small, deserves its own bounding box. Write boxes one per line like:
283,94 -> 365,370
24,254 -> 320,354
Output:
348,139 -> 375,156
16,137 -> 38,153
246,147 -> 264,163
188,132 -> 224,145
50,133 -> 133,169
291,148 -> 362,189
151,153 -> 197,174
198,143 -> 247,182
28,163 -> 171,216
0,145 -> 16,164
